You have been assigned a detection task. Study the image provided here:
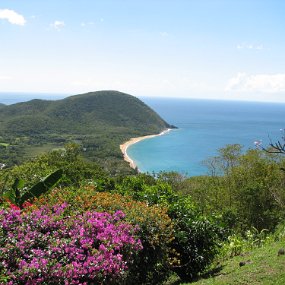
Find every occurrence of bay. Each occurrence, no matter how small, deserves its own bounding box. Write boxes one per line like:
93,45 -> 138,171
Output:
129,98 -> 285,176
1,93 -> 284,176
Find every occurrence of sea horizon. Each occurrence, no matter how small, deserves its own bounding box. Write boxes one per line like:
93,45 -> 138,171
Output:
128,97 -> 285,176
0,92 -> 68,105
1,91 -> 285,105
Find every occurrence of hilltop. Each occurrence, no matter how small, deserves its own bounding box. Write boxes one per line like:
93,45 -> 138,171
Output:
0,90 -> 172,173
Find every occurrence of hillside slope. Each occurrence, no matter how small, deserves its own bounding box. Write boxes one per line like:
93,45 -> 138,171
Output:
0,90 -> 173,172
0,91 -> 170,135
167,240 -> 285,285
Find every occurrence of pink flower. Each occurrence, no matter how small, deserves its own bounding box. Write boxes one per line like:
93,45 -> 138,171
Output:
0,203 -> 142,284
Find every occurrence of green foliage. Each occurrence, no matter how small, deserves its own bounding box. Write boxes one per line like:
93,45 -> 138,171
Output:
219,228 -> 272,260
111,174 -> 227,281
2,178 -> 24,205
177,145 -> 285,233
32,173 -> 226,283
34,187 -> 175,285
0,143 -> 107,190
2,170 -> 62,208
228,149 -> 284,231
0,91 -> 171,173
167,197 -> 226,281
115,174 -> 174,205
18,169 -> 63,206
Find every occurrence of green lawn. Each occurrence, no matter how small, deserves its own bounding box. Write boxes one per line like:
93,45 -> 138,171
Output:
167,240 -> 285,285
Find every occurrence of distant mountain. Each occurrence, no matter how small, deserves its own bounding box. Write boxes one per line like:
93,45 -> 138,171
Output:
0,90 -> 173,172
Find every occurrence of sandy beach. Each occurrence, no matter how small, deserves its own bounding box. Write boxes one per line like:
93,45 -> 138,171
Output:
120,129 -> 171,169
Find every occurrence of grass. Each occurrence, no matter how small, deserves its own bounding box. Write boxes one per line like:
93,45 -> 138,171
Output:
166,240 -> 285,285
24,144 -> 63,158
0,143 -> 9,147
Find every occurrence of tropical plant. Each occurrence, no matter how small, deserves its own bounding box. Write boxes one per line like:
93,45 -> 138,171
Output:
0,203 -> 142,284
2,169 -> 63,209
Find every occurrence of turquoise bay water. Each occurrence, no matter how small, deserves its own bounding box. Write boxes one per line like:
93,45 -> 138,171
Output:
128,98 -> 285,176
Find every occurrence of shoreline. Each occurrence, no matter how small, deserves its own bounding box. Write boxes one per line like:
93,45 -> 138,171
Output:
120,128 -> 172,170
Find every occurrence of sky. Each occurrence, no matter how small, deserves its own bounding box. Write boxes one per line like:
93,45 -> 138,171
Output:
1,0 -> 285,102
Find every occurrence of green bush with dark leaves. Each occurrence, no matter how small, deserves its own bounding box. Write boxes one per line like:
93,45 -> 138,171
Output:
112,174 -> 226,281
167,197 -> 226,281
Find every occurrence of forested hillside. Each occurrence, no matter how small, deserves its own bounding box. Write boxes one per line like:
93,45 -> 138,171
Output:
0,90 -> 172,173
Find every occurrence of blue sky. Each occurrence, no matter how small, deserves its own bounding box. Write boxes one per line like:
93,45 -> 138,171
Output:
0,0 -> 285,102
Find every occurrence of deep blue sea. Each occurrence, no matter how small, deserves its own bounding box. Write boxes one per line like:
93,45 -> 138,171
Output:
1,93 -> 284,176
129,97 -> 285,176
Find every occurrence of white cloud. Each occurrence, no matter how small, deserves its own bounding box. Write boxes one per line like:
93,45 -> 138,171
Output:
236,43 -> 264,50
50,20 -> 65,31
0,9 -> 26,25
225,72 -> 285,93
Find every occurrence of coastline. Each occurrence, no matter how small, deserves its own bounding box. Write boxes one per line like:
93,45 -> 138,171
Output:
120,128 -> 172,170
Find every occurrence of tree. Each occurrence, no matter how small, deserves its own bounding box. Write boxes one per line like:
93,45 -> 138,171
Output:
255,129 -> 285,155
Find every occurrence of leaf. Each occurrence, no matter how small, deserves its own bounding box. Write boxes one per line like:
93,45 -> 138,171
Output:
12,178 -> 25,191
3,190 -> 16,204
12,178 -> 25,203
2,178 -> 25,205
19,169 -> 63,205
0,173 -> 10,197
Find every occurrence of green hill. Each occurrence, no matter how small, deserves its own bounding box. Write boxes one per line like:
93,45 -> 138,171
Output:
0,90 -> 173,172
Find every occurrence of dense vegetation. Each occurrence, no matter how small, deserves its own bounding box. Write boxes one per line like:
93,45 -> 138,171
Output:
1,140 -> 285,284
0,90 -> 172,173
1,93 -> 285,284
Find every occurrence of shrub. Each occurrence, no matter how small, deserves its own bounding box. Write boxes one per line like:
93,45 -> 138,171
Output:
112,175 -> 227,281
0,203 -> 142,284
35,187 -> 175,285
35,176 -> 226,282
167,196 -> 226,281
114,174 -> 174,205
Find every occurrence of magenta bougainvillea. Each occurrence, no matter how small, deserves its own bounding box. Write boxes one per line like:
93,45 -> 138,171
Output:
0,203 -> 142,284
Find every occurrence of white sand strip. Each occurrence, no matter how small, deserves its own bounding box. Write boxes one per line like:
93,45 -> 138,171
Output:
120,129 -> 171,169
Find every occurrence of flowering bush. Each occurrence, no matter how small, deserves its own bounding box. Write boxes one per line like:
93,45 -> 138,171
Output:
35,187 -> 175,284
0,203 -> 142,284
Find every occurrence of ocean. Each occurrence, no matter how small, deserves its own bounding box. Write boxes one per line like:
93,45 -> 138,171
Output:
128,97 -> 285,176
1,93 -> 284,176
0,92 -> 67,105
